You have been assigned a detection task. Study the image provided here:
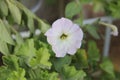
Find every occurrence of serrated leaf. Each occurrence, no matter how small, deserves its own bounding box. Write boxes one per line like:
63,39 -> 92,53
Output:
7,68 -> 26,80
29,47 -> 52,69
0,40 -> 10,55
61,65 -> 86,80
65,1 -> 81,18
88,40 -> 100,62
85,25 -> 100,39
3,55 -> 19,70
14,39 -> 36,64
0,66 -> 11,80
100,59 -> 115,79
53,55 -> 71,72
6,0 -> 21,24
0,0 -> 8,16
0,19 -> 15,45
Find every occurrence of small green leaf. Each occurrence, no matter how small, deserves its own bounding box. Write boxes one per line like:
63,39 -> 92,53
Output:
85,25 -> 100,39
75,49 -> 88,69
0,0 -> 8,16
38,20 -> 50,33
29,47 -> 52,69
0,19 -> 15,45
65,1 -> 81,18
0,40 -> 10,55
6,0 -> 21,24
61,65 -> 86,80
15,33 -> 24,45
100,59 -> 115,79
53,55 -> 71,72
88,40 -> 100,62
27,16 -> 34,33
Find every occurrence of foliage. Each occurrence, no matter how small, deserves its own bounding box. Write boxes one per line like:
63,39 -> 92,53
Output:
0,0 -> 119,80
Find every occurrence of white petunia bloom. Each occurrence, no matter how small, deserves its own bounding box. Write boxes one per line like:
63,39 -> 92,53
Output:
45,18 -> 83,57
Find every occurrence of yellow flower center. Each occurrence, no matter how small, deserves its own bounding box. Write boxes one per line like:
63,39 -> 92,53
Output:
60,33 -> 68,40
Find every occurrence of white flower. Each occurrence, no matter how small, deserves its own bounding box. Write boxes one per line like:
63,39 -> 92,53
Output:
99,22 -> 118,36
45,18 -> 83,57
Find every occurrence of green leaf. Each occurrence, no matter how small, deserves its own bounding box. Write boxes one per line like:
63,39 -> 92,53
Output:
75,49 -> 88,69
100,58 -> 115,79
53,55 -> 72,72
29,47 -> 52,69
65,1 -> 81,18
15,33 -> 24,45
3,55 -> 19,70
85,25 -> 100,39
0,66 -> 11,80
0,0 -> 8,16
0,19 -> 15,45
7,68 -> 26,80
38,20 -> 50,33
14,39 -> 36,64
74,16 -> 83,26
0,40 -> 10,55
6,0 -> 21,24
27,16 -> 34,33
61,65 -> 86,80
88,40 -> 100,62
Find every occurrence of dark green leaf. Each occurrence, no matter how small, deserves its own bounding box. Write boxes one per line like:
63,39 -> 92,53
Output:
0,66 -> 11,80
3,55 -> 19,70
88,40 -> 100,62
53,55 -> 71,72
61,65 -> 86,80
100,59 -> 115,79
85,25 -> 100,39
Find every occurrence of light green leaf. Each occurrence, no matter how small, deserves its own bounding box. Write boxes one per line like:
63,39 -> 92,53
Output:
27,16 -> 34,33
14,39 -> 36,64
88,40 -> 100,62
0,0 -> 8,16
6,0 -> 21,24
65,1 -> 81,18
85,25 -> 100,39
15,33 -> 24,45
3,55 -> 19,70
75,49 -> 88,69
0,19 -> 15,45
61,65 -> 86,80
7,68 -> 26,80
29,47 -> 52,69
38,20 -> 50,33
0,40 -> 9,55
100,59 -> 115,79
